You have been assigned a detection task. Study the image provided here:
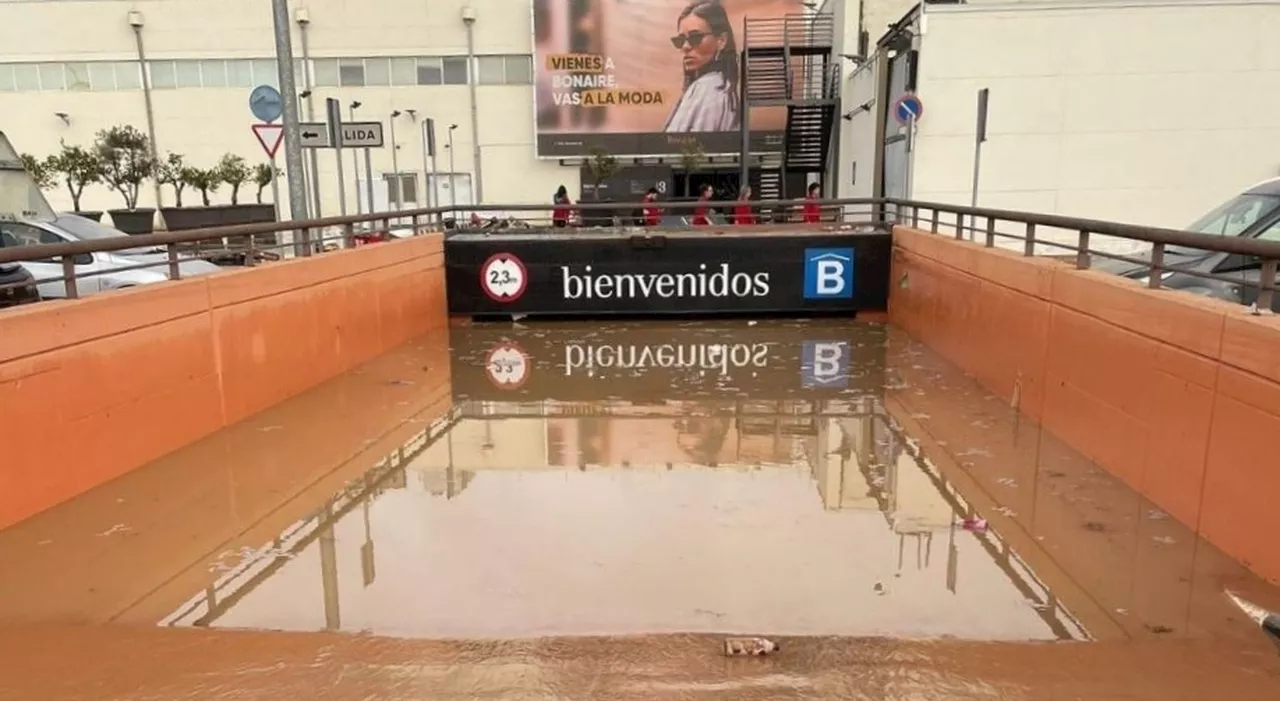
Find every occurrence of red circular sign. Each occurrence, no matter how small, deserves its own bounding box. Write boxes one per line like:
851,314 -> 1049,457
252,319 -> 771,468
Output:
479,252 -> 528,303
485,343 -> 531,389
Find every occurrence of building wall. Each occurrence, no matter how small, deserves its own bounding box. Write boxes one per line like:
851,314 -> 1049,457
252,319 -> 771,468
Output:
0,0 -> 578,214
911,1 -> 1280,229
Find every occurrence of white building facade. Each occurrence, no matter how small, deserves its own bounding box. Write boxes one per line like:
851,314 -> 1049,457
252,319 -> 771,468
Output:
0,0 -> 570,215
836,0 -> 1280,232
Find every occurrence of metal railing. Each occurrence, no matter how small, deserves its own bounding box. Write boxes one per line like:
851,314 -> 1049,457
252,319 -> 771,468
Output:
2,197 -> 1279,313
744,14 -> 836,49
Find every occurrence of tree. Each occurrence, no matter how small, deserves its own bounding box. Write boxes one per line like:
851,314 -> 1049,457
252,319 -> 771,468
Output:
584,146 -> 619,201
184,167 -> 222,207
217,153 -> 251,205
679,140 -> 706,196
155,153 -> 191,207
20,153 -> 56,191
94,125 -> 155,210
48,143 -> 102,212
252,163 -> 277,204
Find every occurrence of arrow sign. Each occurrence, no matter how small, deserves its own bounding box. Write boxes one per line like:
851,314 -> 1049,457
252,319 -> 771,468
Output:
298,121 -> 333,149
251,123 -> 284,158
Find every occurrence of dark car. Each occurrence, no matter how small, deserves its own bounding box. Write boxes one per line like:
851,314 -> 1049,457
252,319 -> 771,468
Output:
0,262 -> 41,309
1093,178 -> 1280,311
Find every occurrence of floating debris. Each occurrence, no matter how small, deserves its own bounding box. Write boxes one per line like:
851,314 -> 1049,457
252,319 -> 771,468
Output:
724,637 -> 780,657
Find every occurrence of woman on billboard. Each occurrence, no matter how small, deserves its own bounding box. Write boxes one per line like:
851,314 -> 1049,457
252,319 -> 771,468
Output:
663,1 -> 741,133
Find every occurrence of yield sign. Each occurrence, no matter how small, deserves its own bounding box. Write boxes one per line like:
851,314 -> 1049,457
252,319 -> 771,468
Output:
251,123 -> 284,158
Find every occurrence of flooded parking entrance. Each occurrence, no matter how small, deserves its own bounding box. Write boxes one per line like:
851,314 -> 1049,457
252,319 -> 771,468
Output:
2,320 -> 1280,700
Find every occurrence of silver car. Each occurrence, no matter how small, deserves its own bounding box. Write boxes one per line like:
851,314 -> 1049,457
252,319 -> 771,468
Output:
0,213 -> 221,299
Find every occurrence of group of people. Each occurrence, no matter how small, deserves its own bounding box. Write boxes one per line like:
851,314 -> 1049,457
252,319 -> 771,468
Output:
550,182 -> 823,228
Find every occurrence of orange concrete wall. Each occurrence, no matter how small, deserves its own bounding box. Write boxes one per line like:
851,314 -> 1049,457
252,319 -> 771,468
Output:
889,226 -> 1280,584
0,235 -> 447,531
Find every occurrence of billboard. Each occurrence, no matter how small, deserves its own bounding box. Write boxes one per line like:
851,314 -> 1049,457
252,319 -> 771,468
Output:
533,0 -> 806,158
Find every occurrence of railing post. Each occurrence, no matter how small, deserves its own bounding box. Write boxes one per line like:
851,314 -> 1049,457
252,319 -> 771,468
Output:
342,222 -> 355,249
1075,230 -> 1091,269
910,206 -> 919,228
381,218 -> 390,239
300,228 -> 312,257
60,255 -> 78,299
245,235 -> 258,268
930,209 -> 939,233
985,217 -> 996,248
167,243 -> 182,280
1148,243 -> 1165,289
1258,258 -> 1276,311
955,212 -> 965,240
1023,222 -> 1036,257
411,214 -> 422,235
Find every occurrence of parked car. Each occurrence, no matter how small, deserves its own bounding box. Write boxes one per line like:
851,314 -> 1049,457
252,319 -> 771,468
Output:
0,262 -> 40,309
0,213 -> 221,299
1093,178 -> 1280,310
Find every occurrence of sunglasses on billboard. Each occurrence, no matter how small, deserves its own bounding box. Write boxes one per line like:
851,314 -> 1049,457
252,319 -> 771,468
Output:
670,31 -> 711,49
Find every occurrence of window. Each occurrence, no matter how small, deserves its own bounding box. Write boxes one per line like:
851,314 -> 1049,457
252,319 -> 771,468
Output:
227,59 -> 254,87
252,59 -> 278,87
338,59 -> 364,86
0,65 -> 13,92
384,173 -> 418,206
89,62 -> 116,90
114,62 -> 142,90
0,222 -> 63,248
38,63 -> 64,90
504,55 -> 533,84
1173,194 -> 1280,255
390,57 -> 416,86
364,58 -> 390,86
476,55 -> 534,85
476,56 -> 505,85
416,57 -> 442,85
442,56 -> 468,85
150,61 -> 176,89
65,63 -> 91,90
1258,220 -> 1280,242
201,60 -> 228,87
13,64 -> 40,91
313,58 -> 339,87
175,61 -> 202,88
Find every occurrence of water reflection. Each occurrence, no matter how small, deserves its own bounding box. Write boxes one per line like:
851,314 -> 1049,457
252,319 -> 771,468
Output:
161,393 -> 1087,642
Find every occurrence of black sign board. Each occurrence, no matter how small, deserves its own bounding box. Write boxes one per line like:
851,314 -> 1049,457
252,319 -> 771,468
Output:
448,321 -> 887,403
445,229 -> 891,317
579,164 -> 675,201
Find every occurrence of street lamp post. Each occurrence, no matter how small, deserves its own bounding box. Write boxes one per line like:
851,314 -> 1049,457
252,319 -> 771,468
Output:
447,124 -> 458,210
349,101 -> 363,214
389,110 -> 401,210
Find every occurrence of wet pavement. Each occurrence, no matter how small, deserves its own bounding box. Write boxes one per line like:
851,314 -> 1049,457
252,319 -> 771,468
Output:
1,320 -> 1279,699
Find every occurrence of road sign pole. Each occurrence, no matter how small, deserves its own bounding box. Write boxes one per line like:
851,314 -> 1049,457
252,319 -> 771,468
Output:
270,153 -> 282,224
326,98 -> 348,223
364,149 -> 375,214
389,116 -> 400,211
269,0 -> 308,221
971,88 -> 989,214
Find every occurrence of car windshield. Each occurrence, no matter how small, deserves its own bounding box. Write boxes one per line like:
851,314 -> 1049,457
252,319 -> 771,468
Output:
53,214 -> 130,241
1170,193 -> 1280,254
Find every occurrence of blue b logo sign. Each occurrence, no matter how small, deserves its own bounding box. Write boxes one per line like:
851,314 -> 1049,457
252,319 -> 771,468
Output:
803,248 -> 855,299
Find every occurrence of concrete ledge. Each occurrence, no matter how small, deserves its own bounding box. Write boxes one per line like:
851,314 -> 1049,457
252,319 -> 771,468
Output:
890,225 -> 1280,584
0,235 -> 447,531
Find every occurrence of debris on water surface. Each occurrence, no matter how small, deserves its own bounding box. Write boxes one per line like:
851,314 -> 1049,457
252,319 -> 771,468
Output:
723,637 -> 780,657
961,517 -> 988,533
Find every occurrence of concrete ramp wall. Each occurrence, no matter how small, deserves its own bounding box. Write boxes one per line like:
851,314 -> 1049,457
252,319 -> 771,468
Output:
889,226 -> 1280,584
0,235 -> 447,531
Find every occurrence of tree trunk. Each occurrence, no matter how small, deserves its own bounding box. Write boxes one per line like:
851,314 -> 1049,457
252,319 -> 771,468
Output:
230,185 -> 240,205
200,189 -> 211,207
67,182 -> 81,211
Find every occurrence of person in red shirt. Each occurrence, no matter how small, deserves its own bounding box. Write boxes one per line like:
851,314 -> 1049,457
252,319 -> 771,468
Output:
732,185 -> 756,225
552,184 -> 573,228
691,184 -> 714,226
802,182 -> 821,224
642,187 -> 663,226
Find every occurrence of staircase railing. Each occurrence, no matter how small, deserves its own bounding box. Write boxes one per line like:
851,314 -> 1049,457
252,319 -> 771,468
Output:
743,14 -> 835,49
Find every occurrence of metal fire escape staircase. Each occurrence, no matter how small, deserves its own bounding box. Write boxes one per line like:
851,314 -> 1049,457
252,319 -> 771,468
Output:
741,14 -> 838,199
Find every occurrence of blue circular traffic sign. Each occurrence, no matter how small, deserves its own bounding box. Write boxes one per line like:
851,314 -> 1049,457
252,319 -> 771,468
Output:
249,85 -> 284,123
893,94 -> 923,125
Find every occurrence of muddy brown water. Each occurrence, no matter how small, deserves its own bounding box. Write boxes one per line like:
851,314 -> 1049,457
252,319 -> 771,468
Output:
1,320 -> 1278,700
